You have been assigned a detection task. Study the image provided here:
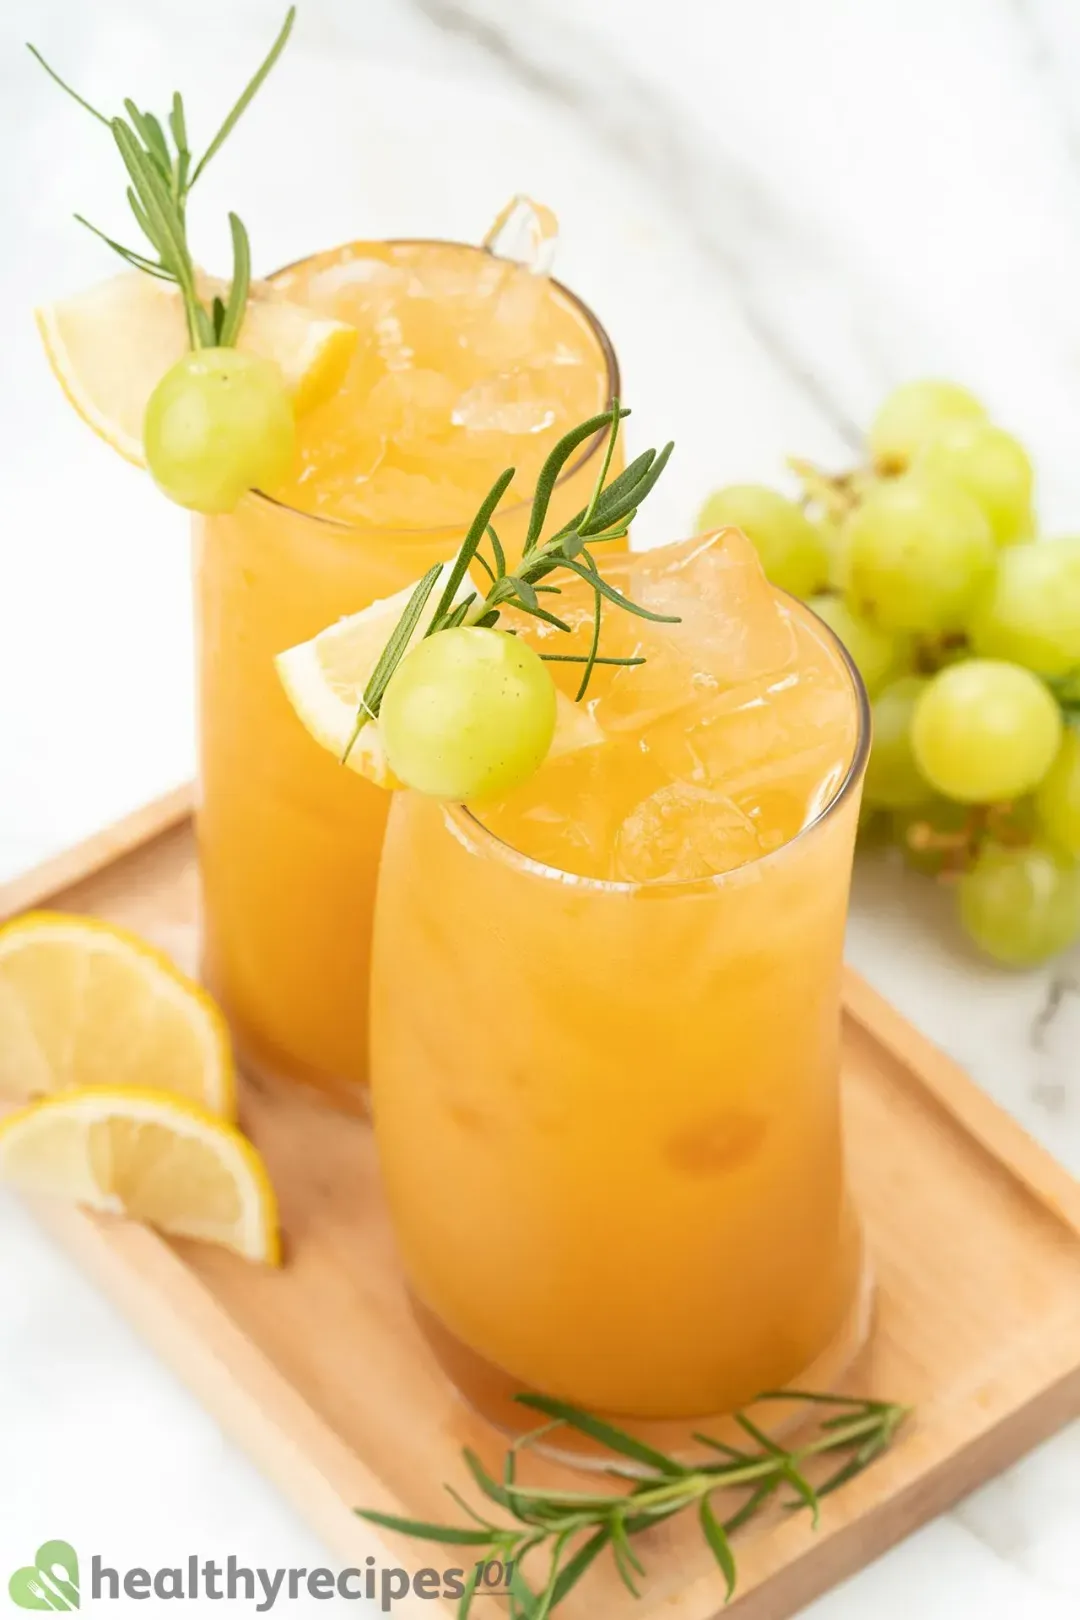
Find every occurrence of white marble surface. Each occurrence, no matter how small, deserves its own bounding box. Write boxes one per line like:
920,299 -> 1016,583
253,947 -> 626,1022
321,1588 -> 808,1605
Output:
3,0 -> 1080,1612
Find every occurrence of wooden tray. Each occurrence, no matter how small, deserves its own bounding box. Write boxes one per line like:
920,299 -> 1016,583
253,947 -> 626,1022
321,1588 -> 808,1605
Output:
6,786 -> 1080,1620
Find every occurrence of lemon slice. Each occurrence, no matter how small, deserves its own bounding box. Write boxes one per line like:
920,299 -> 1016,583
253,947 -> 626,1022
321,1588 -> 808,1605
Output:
0,912 -> 235,1117
276,566 -> 604,787
0,1087 -> 279,1264
36,271 -> 357,464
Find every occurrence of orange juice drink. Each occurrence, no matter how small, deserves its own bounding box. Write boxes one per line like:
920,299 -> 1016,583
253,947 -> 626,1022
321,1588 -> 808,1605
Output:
195,239 -> 619,1107
370,531 -> 870,1430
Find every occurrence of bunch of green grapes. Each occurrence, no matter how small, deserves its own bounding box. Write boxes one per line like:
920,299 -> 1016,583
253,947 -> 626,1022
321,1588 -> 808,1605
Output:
697,380 -> 1080,968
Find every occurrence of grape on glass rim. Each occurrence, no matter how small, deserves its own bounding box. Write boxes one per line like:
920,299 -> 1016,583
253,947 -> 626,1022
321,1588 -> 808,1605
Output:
1035,728 -> 1080,858
379,626 -> 558,803
916,421 -> 1034,548
843,473 -> 995,634
863,676 -> 932,810
695,484 -> 828,599
958,841 -> 1080,966
808,594 -> 907,699
968,537 -> 1080,678
144,349 -> 295,514
911,659 -> 1062,805
868,379 -> 986,474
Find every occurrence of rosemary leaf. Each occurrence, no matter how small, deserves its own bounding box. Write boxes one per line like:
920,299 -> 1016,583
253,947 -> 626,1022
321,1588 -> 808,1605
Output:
584,441 -> 674,534
191,6 -> 297,186
722,1476 -> 780,1535
486,524 -> 507,579
354,1509 -> 493,1547
124,102 -> 171,178
456,1563 -> 483,1620
559,558 -> 680,625
610,1520 -> 642,1597
524,408 -> 628,554
539,654 -> 644,667
345,562 -> 444,754
429,468 -> 516,630
72,215 -> 172,278
169,91 -> 188,160
546,1528 -> 611,1607
25,44 -> 110,125
577,403 -> 622,532
219,212 -> 252,346
515,1394 -> 686,1476
576,587 -> 603,701
506,600 -> 572,634
699,1497 -> 738,1600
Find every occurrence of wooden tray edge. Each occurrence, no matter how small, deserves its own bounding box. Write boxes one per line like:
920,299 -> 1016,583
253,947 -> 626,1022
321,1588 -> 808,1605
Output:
0,783 -> 196,922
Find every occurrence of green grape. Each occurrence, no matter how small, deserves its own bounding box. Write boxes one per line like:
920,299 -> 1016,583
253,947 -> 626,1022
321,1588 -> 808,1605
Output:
863,676 -> 932,809
911,659 -> 1063,804
958,842 -> 1080,965
868,379 -> 987,473
891,797 -> 972,876
916,421 -> 1034,547
843,474 -> 995,634
696,485 -> 829,598
379,627 -> 557,801
808,594 -> 908,698
1035,727 -> 1080,857
143,348 -> 295,514
968,538 -> 1080,678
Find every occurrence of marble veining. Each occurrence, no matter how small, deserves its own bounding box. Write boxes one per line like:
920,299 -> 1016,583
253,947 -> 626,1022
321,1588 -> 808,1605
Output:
2,0 -> 1080,1613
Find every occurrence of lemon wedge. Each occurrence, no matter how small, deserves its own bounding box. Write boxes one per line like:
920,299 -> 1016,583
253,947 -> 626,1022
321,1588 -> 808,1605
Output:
0,912 -> 235,1117
35,271 -> 357,464
0,1087 -> 279,1264
276,566 -> 604,788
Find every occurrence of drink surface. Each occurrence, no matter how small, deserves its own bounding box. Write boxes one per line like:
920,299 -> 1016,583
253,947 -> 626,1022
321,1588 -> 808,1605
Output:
480,529 -> 860,883
371,532 -> 868,1420
270,241 -> 610,527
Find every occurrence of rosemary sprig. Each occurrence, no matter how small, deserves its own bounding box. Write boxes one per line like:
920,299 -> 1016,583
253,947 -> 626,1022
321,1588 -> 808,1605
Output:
28,7 -> 296,350
342,402 -> 676,761
357,1390 -> 909,1617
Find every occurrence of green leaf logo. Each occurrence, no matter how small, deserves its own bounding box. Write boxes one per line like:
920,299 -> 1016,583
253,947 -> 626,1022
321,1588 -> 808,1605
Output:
8,1542 -> 80,1611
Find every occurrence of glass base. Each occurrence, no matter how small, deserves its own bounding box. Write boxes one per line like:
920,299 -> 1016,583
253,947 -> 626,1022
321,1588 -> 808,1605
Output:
413,1253 -> 876,1472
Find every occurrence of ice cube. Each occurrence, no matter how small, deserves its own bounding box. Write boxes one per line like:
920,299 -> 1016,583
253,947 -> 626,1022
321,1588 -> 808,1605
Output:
481,195 -> 560,275
614,782 -> 765,883
593,530 -> 796,734
366,370 -> 458,444
452,373 -> 559,436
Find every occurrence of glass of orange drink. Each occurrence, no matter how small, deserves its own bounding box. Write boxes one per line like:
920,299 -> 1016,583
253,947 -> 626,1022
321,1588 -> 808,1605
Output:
195,228 -> 620,1109
368,529 -> 871,1443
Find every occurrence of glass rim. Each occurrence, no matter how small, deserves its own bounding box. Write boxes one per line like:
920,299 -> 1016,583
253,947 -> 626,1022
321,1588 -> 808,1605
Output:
445,594 -> 872,897
251,236 -> 622,535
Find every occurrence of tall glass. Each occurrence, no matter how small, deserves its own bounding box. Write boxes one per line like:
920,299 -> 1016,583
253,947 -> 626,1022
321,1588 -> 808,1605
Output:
194,240 -> 620,1110
369,601 -> 870,1437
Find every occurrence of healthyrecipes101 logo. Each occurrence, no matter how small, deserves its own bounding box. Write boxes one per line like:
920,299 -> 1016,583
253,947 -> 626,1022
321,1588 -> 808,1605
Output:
8,1541 -> 515,1611
9,1542 -> 80,1611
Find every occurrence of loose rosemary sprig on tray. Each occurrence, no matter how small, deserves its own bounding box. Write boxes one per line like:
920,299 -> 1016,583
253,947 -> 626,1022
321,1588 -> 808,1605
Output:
343,403 -> 676,761
28,7 -> 296,349
357,1390 -> 909,1617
